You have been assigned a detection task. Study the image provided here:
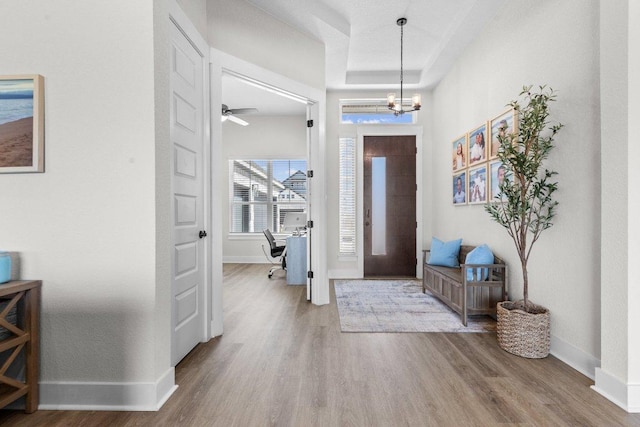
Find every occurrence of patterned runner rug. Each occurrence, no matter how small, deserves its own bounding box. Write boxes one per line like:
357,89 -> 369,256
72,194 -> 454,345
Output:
334,279 -> 496,333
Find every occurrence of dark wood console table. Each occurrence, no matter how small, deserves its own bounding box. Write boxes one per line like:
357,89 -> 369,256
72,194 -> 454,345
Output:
0,280 -> 41,413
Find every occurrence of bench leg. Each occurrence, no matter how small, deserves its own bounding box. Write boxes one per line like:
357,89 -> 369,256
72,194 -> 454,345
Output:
462,282 -> 468,327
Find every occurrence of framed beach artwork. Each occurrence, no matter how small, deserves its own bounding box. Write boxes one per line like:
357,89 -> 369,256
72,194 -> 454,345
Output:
452,171 -> 467,206
468,164 -> 487,205
0,75 -> 45,173
489,108 -> 518,159
468,122 -> 487,166
489,160 -> 508,201
451,133 -> 467,172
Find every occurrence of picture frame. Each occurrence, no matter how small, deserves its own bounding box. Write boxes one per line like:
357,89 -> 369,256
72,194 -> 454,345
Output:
452,171 -> 467,206
488,160 -> 508,201
0,75 -> 45,173
451,133 -> 467,172
468,165 -> 487,204
468,122 -> 488,166
489,108 -> 518,159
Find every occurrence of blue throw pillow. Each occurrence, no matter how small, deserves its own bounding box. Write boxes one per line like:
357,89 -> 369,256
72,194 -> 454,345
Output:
427,237 -> 462,267
465,244 -> 494,281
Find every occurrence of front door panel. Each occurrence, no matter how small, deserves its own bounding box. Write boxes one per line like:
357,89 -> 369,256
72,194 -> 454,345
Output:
364,135 -> 416,277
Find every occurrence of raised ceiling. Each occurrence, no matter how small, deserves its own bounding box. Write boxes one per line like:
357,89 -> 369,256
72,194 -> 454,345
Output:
221,0 -> 505,117
246,0 -> 505,90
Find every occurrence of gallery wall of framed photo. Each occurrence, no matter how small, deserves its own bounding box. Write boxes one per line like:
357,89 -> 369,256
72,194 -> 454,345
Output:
451,108 -> 517,206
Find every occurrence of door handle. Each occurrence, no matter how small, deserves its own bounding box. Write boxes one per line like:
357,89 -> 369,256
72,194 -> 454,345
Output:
199,230 -> 207,239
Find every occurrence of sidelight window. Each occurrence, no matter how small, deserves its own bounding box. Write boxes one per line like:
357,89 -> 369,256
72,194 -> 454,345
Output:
339,138 -> 356,255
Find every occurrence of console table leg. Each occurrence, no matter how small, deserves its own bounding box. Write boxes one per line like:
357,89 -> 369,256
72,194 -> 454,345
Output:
24,287 -> 40,413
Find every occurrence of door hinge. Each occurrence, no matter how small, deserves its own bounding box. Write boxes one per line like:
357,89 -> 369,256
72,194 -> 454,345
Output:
307,271 -> 314,279
307,220 -> 314,228
307,119 -> 314,127
307,170 -> 314,178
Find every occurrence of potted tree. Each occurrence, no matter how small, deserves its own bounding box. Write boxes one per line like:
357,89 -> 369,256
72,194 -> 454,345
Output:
485,85 -> 563,358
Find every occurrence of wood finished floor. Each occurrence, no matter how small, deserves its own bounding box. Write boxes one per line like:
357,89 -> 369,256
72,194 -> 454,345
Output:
2,263 -> 639,426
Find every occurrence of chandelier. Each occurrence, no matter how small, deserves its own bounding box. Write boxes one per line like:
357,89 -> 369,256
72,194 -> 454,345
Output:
387,18 -> 421,116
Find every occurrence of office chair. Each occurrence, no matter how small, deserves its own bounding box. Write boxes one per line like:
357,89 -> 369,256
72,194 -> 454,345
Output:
262,229 -> 287,278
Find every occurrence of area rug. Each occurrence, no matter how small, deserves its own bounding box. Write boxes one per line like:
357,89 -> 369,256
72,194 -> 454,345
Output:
334,279 -> 496,333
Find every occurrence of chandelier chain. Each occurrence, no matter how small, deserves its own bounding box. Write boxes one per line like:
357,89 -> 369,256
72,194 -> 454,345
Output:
387,17 -> 420,116
400,21 -> 404,109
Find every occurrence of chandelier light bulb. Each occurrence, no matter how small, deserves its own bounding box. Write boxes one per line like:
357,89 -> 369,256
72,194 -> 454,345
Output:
387,93 -> 396,108
412,94 -> 421,110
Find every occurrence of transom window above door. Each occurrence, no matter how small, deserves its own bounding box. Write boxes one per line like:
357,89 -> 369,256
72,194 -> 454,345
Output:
340,99 -> 416,124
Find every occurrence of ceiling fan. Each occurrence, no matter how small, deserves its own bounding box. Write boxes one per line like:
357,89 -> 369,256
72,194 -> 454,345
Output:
221,104 -> 258,126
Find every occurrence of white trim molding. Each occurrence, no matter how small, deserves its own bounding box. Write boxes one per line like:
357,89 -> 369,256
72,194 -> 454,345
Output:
327,269 -> 361,279
38,368 -> 177,411
593,368 -> 640,413
549,334 -> 600,380
223,256 -> 270,264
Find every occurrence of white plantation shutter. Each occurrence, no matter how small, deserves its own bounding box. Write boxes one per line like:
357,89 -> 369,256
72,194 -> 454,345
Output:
339,138 -> 356,254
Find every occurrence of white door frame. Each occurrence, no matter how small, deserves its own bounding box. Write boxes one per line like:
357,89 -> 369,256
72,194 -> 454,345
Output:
356,125 -> 424,279
169,2 -> 215,348
210,49 -> 329,305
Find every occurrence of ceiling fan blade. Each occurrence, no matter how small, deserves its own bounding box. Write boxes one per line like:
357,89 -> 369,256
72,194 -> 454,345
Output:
228,108 -> 258,115
227,115 -> 249,126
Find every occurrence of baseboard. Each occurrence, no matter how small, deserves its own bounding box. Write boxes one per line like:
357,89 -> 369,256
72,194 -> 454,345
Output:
223,256 -> 268,264
328,269 -> 361,279
592,368 -> 640,413
38,367 -> 177,411
549,334 -> 599,380
631,384 -> 640,413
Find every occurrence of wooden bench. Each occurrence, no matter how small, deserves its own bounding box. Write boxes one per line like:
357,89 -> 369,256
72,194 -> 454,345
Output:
422,245 -> 507,326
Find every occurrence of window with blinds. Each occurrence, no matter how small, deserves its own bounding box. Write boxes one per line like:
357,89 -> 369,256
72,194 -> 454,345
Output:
229,159 -> 307,233
339,138 -> 356,255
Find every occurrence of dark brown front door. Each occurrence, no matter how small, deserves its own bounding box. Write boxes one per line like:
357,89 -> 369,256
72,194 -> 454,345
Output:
364,135 -> 416,277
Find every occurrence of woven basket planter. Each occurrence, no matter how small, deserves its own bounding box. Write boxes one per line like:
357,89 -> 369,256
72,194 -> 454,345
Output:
496,301 -> 550,359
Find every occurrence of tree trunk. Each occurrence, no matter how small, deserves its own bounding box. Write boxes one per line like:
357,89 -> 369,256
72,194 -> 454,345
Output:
521,258 -> 528,309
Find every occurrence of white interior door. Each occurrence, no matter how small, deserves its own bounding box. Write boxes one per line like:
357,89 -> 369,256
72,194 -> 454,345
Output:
170,21 -> 205,365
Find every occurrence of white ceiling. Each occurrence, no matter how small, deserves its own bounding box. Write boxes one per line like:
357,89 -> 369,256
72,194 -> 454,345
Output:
221,0 -> 505,117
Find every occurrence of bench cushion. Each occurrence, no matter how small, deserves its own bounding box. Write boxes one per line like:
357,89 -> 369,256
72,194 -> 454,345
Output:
465,244 -> 494,281
427,237 -> 462,267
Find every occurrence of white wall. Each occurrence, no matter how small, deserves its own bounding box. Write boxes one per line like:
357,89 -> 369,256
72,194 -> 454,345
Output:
221,115 -> 307,262
207,0 -> 325,91
429,0 -> 601,375
628,0 -> 640,397
0,0 -> 172,409
596,0 -> 640,412
600,0 -> 629,386
176,0 -> 208,39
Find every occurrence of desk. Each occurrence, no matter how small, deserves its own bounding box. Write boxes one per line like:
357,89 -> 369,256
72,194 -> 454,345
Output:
286,236 -> 307,285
